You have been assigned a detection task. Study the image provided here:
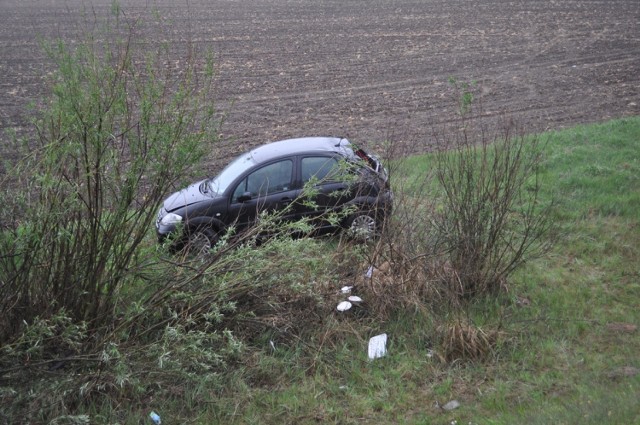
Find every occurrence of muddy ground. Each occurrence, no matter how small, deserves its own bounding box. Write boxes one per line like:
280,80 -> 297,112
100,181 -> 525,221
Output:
1,0 -> 638,168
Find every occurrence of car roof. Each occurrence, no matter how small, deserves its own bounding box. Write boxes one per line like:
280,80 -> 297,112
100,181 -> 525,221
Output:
249,137 -> 354,164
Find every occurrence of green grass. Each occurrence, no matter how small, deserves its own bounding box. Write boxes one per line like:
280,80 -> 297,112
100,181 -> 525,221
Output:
542,120 -> 640,220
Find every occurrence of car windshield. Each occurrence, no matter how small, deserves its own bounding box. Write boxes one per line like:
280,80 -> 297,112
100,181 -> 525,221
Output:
207,153 -> 256,195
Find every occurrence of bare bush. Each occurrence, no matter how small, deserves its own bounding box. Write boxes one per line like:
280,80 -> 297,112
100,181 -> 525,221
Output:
344,98 -> 553,362
431,117 -> 553,297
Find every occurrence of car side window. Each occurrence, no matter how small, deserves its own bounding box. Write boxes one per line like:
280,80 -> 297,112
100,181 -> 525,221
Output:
232,159 -> 293,202
301,156 -> 341,185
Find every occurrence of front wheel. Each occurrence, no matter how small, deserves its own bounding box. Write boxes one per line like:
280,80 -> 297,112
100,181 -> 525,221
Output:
183,227 -> 218,256
345,211 -> 378,241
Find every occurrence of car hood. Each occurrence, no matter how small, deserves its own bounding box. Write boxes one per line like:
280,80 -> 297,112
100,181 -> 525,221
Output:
163,180 -> 214,212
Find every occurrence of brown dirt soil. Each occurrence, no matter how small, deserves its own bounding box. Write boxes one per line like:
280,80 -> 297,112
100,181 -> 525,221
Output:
1,0 -> 638,169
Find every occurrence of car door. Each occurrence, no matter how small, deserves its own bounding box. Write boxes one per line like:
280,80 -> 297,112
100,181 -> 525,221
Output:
226,159 -> 299,231
296,155 -> 353,225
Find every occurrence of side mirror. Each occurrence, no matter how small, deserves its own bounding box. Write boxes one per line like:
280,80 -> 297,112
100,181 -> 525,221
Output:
237,192 -> 252,203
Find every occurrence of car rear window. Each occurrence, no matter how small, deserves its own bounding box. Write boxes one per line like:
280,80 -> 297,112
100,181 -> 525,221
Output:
301,156 -> 341,183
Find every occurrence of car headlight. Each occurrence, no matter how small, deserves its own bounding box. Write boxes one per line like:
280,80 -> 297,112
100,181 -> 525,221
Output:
159,213 -> 183,226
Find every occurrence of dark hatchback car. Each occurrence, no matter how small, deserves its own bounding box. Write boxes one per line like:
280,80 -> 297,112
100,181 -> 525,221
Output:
156,137 -> 392,252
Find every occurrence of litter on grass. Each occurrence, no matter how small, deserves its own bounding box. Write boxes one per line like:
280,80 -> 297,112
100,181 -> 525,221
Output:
368,333 -> 388,360
337,301 -> 352,312
442,400 -> 461,411
365,265 -> 374,278
149,411 -> 161,425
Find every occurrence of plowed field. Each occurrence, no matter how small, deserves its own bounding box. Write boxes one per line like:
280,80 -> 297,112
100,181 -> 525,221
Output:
1,0 -> 638,166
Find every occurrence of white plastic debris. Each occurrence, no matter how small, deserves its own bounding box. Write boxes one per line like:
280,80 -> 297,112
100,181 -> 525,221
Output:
368,333 -> 388,360
149,411 -> 161,425
348,295 -> 363,303
341,285 -> 353,294
442,400 -> 461,411
336,301 -> 352,312
269,340 -> 276,351
426,349 -> 434,358
365,265 -> 374,279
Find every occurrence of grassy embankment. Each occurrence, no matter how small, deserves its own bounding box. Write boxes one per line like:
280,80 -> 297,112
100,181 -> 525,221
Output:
4,117 -> 637,424
198,117 -> 639,424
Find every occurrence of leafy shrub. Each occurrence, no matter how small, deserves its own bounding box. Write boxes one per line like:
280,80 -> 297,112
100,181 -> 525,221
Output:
0,13 -> 218,340
0,11 -> 228,421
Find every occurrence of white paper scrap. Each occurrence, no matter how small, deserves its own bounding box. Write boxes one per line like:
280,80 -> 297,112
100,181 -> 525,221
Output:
442,400 -> 461,411
368,333 -> 388,360
365,266 -> 374,279
336,301 -> 352,312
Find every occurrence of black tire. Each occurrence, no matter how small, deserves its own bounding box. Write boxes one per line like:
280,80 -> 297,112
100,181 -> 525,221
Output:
183,227 -> 218,256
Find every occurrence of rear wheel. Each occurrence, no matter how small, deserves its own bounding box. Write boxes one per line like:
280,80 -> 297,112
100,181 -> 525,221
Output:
346,211 -> 378,241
